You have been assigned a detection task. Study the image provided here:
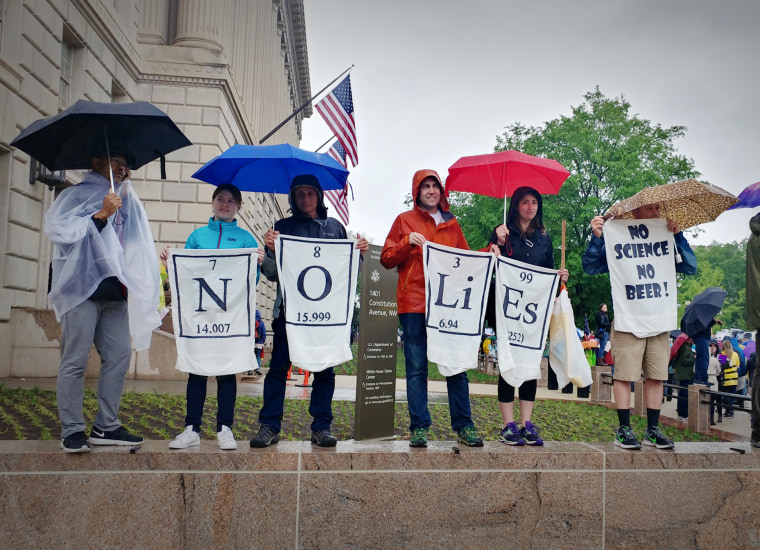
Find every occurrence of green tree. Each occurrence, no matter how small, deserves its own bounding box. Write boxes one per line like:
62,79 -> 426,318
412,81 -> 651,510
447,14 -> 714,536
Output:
449,87 -> 699,325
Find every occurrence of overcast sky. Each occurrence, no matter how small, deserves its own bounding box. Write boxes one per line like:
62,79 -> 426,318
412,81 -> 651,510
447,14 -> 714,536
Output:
298,0 -> 760,247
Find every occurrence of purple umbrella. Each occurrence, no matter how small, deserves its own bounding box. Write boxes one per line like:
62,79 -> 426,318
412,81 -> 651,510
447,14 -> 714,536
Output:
743,340 -> 756,359
728,181 -> 760,210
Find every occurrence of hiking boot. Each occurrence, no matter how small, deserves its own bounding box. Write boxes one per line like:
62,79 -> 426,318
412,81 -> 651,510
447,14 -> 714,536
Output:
61,431 -> 90,453
520,421 -> 544,446
614,426 -> 641,450
249,424 -> 280,448
88,426 -> 143,446
217,425 -> 237,450
409,427 -> 428,448
499,422 -> 525,446
169,426 -> 200,449
457,426 -> 484,447
643,426 -> 675,450
311,430 -> 338,447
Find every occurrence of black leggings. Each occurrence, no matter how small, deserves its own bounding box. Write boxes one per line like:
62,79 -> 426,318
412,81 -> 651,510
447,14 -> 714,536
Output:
498,377 -> 537,403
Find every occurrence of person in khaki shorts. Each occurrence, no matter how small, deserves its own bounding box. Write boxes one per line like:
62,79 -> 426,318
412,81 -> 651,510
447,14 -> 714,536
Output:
582,203 -> 697,450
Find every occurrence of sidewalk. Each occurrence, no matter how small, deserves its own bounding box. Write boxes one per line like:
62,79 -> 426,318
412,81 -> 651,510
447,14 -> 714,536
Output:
1,374 -> 751,440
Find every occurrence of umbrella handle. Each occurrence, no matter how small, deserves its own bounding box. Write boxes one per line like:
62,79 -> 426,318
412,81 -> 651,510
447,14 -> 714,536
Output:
503,194 -> 507,227
561,220 -> 566,269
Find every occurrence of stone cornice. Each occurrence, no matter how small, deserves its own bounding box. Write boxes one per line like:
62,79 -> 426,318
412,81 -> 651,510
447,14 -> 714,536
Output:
284,0 -> 311,118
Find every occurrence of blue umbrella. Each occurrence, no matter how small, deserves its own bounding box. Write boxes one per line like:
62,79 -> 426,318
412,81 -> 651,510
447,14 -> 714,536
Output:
191,144 -> 349,194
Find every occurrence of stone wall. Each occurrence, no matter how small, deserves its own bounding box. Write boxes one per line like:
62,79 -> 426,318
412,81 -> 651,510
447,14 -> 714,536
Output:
1,440 -> 758,549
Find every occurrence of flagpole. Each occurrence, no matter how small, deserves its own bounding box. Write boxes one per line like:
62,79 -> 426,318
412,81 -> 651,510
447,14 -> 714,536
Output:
259,65 -> 354,145
314,136 -> 334,153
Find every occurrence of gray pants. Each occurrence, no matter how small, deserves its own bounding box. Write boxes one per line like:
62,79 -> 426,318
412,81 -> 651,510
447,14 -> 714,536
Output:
57,299 -> 132,438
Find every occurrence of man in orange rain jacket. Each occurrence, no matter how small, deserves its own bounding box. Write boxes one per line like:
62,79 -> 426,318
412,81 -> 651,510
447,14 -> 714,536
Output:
381,169 -> 483,448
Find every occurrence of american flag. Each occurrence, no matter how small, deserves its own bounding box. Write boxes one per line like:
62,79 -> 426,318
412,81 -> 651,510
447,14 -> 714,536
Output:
324,141 -> 350,225
315,75 -> 358,167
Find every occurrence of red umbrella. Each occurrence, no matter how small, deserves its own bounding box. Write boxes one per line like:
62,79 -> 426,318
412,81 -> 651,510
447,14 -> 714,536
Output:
669,332 -> 690,362
446,150 -> 570,224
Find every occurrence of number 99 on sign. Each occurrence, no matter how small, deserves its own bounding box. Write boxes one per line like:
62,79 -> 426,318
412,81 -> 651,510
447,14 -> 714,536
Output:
297,311 -> 331,323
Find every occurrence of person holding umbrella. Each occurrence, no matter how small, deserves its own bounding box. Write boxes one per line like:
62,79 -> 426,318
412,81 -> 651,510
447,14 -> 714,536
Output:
44,153 -> 160,452
486,186 -> 569,445
160,183 -> 264,450
250,174 -> 368,448
582,202 -> 696,450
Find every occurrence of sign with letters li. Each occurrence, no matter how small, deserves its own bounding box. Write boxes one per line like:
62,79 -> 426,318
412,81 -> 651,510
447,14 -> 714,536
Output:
423,242 -> 494,376
603,219 -> 677,337
494,256 -> 559,387
168,248 -> 257,376
277,235 -> 360,372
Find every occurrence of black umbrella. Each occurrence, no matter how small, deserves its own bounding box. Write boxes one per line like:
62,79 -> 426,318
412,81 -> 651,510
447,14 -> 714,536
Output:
10,99 -> 191,182
680,287 -> 727,337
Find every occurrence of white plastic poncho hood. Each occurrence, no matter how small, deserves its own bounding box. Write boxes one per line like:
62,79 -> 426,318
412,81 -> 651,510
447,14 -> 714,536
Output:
44,171 -> 160,350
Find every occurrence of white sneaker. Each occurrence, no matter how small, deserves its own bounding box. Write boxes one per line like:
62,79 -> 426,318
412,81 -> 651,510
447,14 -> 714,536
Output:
169,426 -> 200,449
217,425 -> 237,450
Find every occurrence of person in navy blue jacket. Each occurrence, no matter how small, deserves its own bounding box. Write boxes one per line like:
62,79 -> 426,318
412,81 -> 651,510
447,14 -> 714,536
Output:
582,203 -> 696,450
161,183 -> 264,451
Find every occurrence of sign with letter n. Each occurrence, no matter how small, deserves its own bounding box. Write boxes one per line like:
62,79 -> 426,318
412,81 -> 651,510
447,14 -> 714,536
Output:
167,248 -> 257,376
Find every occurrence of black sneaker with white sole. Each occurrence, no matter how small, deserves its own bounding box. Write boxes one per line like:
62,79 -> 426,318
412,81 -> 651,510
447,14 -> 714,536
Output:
88,426 -> 143,446
61,431 -> 91,453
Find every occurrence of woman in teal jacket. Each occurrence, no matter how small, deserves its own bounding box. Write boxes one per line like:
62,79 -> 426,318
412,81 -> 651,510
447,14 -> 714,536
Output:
161,183 -> 263,450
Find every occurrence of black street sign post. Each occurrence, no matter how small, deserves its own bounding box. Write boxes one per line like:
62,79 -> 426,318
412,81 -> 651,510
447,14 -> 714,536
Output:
354,244 -> 398,440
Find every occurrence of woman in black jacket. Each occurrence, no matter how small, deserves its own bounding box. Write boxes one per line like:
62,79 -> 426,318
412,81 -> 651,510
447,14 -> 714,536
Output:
488,186 -> 569,446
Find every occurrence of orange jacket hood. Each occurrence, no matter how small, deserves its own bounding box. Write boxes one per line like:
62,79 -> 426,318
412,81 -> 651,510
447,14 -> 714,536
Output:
412,169 -> 451,213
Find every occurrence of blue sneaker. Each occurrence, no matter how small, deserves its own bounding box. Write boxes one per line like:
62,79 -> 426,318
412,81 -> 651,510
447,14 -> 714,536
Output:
499,422 -> 525,446
520,421 -> 544,446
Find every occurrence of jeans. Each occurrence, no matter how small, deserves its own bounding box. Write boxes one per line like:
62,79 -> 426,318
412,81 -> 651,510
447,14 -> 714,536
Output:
596,330 -> 609,362
676,379 -> 692,418
185,373 -> 236,433
693,336 -> 709,384
259,315 -> 334,433
400,313 -> 474,432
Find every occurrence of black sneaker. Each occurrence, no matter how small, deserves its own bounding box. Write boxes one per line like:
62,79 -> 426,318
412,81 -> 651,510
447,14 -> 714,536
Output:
614,426 -> 641,450
311,430 -> 338,447
250,424 -> 280,448
61,431 -> 91,453
643,426 -> 675,450
88,426 -> 143,446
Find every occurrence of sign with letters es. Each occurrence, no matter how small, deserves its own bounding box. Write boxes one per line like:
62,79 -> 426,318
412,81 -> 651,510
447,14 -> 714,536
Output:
276,235 -> 360,372
168,248 -> 257,376
423,242 -> 495,376
494,256 -> 559,387
603,219 -> 677,338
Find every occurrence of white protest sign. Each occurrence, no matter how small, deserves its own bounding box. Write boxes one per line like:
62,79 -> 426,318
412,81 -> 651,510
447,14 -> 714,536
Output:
277,235 -> 360,372
494,256 -> 559,387
168,248 -> 257,376
423,242 -> 495,376
603,219 -> 677,337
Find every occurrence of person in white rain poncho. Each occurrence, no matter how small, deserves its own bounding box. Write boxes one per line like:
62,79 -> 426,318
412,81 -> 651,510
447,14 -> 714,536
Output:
44,154 -> 160,453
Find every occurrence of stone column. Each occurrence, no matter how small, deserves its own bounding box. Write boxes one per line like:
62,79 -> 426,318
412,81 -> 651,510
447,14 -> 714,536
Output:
590,365 -> 612,403
137,0 -> 170,45
632,379 -> 646,416
173,0 -> 223,52
687,383 -> 710,432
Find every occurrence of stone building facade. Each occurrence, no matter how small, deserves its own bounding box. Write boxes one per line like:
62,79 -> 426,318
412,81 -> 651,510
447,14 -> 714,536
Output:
0,0 -> 311,379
